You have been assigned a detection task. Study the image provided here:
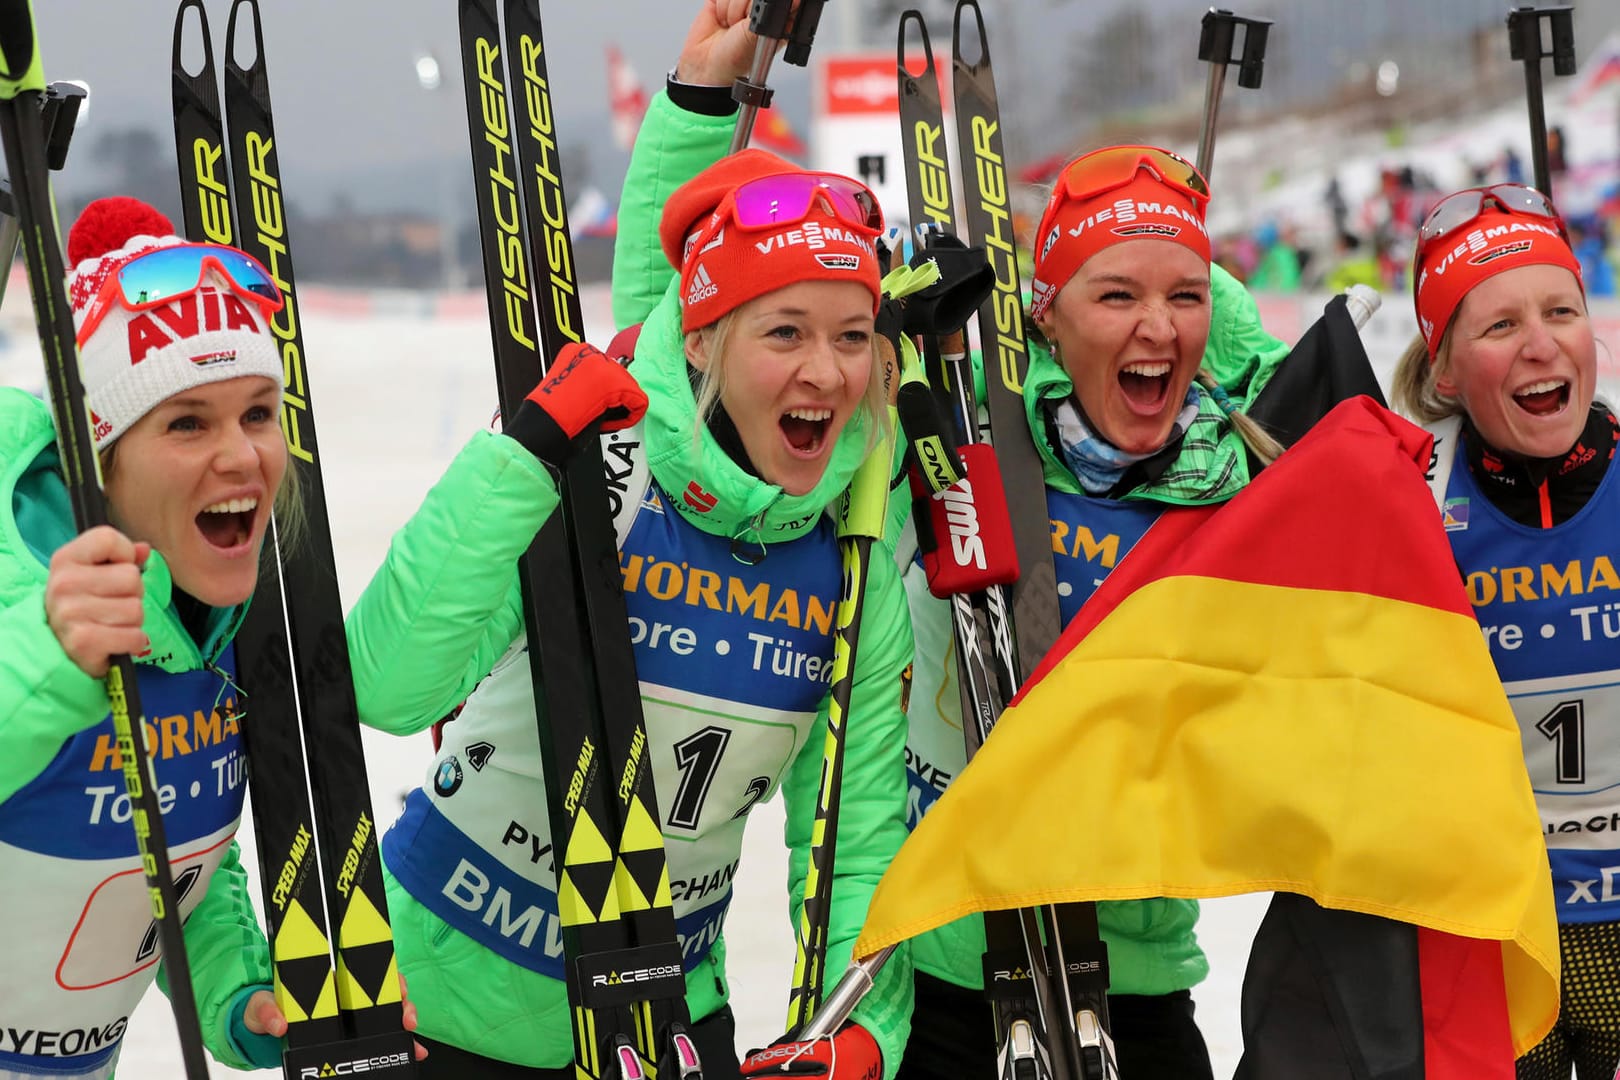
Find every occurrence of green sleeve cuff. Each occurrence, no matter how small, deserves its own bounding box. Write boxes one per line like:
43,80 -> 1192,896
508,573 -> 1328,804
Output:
225,985 -> 284,1070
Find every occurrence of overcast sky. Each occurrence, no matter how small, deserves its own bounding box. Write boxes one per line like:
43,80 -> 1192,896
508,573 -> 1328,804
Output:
29,0 -> 1609,218
29,1 -> 869,215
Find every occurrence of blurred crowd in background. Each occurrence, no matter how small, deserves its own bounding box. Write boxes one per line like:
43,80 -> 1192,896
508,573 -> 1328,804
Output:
1213,126 -> 1619,297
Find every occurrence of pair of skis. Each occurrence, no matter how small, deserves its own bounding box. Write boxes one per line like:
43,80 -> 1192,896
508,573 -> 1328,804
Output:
883,8 -> 1276,1076
169,1 -> 416,1076
892,5 -> 1115,1079
456,2 -> 699,1078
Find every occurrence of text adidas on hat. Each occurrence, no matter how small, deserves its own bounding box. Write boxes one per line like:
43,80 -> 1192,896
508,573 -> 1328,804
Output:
687,263 -> 718,305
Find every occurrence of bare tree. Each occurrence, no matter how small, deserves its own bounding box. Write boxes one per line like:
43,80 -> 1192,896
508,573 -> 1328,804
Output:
1065,9 -> 1164,119
78,127 -> 184,225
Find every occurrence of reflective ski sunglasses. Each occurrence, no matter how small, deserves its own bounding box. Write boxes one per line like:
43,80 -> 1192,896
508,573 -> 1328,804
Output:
1052,146 -> 1210,208
77,243 -> 284,348
724,172 -> 884,234
1417,183 -> 1566,257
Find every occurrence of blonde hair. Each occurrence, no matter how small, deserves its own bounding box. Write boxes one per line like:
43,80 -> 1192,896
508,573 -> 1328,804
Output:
686,308 -> 890,455
1193,370 -> 1286,466
1390,328 -> 1460,424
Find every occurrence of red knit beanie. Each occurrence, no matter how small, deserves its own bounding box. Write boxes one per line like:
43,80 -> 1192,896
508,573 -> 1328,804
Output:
659,149 -> 883,332
1030,147 -> 1211,322
1412,192 -> 1583,358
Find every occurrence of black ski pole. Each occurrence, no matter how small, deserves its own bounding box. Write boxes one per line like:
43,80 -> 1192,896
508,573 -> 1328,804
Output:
729,0 -> 827,154
1506,5 -> 1576,198
1194,8 -> 1270,181
0,4 -> 211,1076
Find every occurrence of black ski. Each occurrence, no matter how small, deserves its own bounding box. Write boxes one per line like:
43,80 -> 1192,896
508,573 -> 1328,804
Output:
896,21 -> 1069,1080
457,2 -> 697,1077
948,5 -> 1117,1077
170,2 -> 415,1075
890,5 -> 1121,1078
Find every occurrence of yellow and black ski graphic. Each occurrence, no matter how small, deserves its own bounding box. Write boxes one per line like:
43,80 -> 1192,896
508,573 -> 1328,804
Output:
171,2 -> 415,1074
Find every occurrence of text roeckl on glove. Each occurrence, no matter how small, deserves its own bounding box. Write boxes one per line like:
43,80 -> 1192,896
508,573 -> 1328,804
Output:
506,341 -> 649,465
739,1023 -> 882,1079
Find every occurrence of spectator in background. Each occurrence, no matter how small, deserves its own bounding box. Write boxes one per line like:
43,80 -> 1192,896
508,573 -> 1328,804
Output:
1324,230 -> 1383,294
1325,175 -> 1350,238
1214,232 -> 1257,284
1547,125 -> 1568,183
1502,145 -> 1526,186
1570,216 -> 1615,298
1247,220 -> 1301,293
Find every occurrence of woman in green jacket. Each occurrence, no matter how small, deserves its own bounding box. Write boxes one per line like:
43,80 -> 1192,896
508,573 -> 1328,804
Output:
608,21 -> 1296,1065
345,15 -> 914,1071
1,196 -> 327,1076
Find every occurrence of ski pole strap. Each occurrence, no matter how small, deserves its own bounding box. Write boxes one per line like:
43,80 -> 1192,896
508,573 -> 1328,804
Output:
0,1 -> 42,99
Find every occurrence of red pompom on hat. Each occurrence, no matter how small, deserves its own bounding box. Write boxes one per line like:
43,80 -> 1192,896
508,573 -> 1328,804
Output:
658,149 -> 883,332
66,196 -> 283,448
66,196 -> 175,266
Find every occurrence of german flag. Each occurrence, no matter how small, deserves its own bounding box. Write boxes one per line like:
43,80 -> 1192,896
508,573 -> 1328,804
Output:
855,397 -> 1558,1070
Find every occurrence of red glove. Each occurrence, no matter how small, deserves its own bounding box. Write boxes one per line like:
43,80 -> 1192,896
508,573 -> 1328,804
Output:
508,342 -> 648,464
740,1024 -> 882,1080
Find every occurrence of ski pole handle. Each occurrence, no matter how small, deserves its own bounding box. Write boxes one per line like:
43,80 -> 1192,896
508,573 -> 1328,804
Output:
1194,9 -> 1271,181
1506,5 -> 1575,198
1344,284 -> 1381,332
0,82 -> 87,310
730,0 -> 826,154
783,0 -> 827,67
798,946 -> 896,1040
730,0 -> 791,153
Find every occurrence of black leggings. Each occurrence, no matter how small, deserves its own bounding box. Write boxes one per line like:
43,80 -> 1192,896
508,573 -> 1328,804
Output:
894,972 -> 1215,1080
1516,919 -> 1620,1080
414,1006 -> 742,1079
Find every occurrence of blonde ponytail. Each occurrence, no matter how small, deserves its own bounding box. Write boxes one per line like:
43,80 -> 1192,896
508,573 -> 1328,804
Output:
1196,370 -> 1285,466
